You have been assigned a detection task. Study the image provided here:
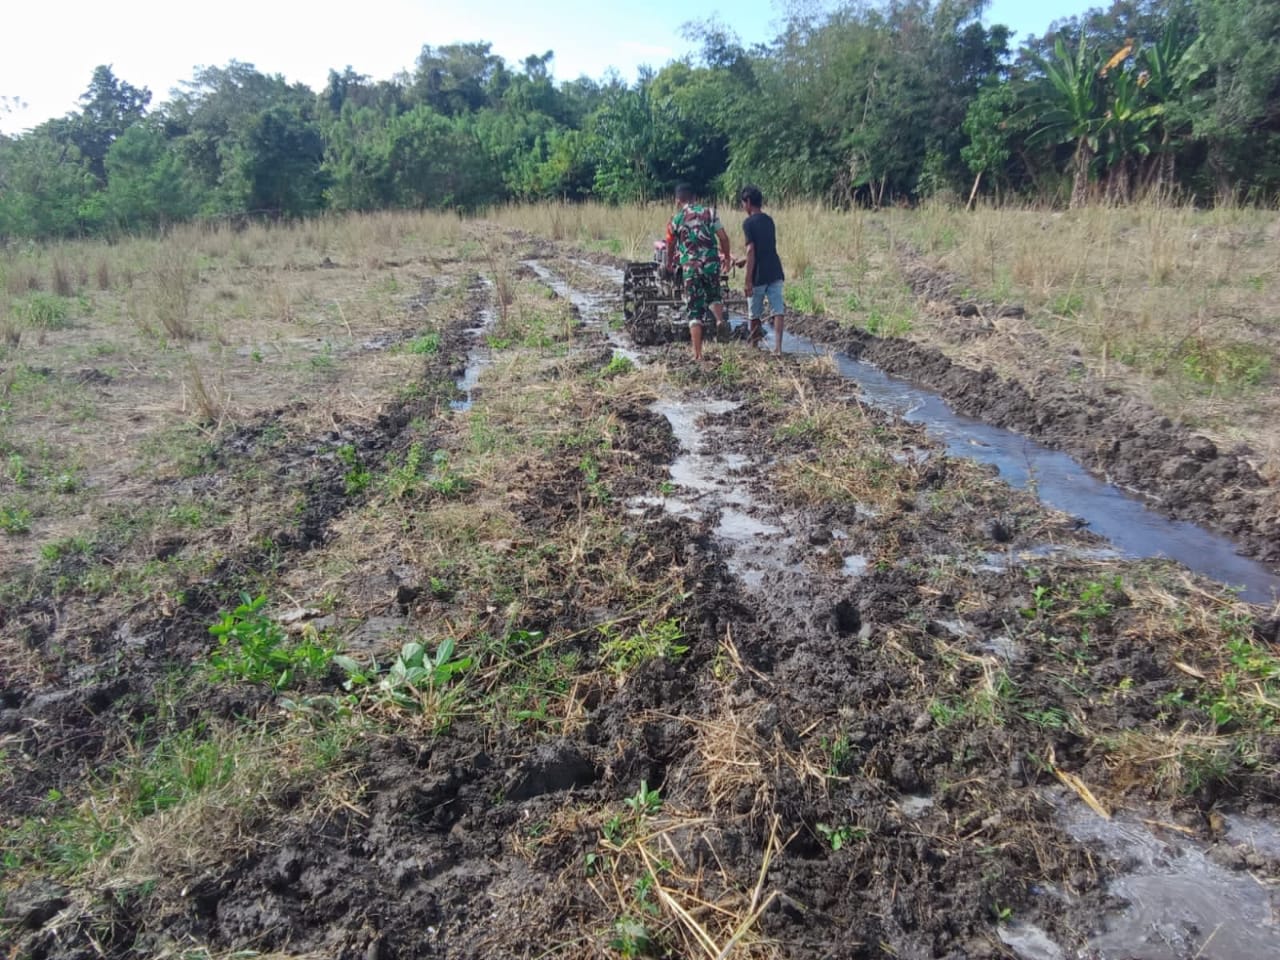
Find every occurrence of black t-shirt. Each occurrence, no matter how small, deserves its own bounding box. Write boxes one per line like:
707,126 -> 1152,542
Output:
742,212 -> 784,285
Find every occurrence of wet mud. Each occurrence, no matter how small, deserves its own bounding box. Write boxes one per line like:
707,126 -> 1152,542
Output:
3,245 -> 1278,960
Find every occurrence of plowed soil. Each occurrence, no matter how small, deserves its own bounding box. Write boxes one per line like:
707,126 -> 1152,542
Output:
2,225 -> 1277,960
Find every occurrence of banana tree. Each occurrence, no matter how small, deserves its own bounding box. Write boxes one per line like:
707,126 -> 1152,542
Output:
1099,64 -> 1163,202
1026,34 -> 1106,208
1136,23 -> 1206,194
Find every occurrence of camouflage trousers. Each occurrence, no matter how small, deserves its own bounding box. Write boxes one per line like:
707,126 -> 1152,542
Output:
684,271 -> 723,326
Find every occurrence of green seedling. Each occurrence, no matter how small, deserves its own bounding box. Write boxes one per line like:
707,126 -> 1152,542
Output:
821,733 -> 853,778
610,916 -> 652,958
623,780 -> 662,818
816,822 -> 865,851
383,441 -> 426,499
365,638 -> 474,728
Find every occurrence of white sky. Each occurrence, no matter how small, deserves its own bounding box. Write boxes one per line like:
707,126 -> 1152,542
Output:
1,1 -> 1096,135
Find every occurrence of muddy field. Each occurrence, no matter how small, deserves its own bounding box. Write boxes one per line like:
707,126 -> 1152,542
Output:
2,216 -> 1279,960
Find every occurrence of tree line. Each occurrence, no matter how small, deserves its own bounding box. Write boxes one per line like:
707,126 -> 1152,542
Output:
1,0 -> 1277,240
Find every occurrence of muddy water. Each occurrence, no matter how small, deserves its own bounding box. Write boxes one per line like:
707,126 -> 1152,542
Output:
1050,792 -> 1280,960
763,324 -> 1279,605
451,278 -> 497,412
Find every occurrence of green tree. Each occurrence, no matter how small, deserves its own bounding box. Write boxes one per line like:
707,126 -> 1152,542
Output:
222,105 -> 328,216
410,43 -> 507,115
1136,20 -> 1207,194
961,81 -> 1016,204
0,129 -> 99,238
70,65 -> 151,183
1190,0 -> 1280,198
100,122 -> 204,229
164,62 -> 316,210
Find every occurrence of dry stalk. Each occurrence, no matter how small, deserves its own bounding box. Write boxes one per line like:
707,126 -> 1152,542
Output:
183,357 -> 230,428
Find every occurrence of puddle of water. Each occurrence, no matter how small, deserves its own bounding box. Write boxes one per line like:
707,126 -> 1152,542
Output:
1055,793 -> 1280,960
843,554 -> 869,576
451,277 -> 498,412
764,327 -> 1280,605
981,634 -> 1025,661
644,394 -> 808,591
898,795 -> 934,818
998,922 -> 1066,960
1223,813 -> 1280,859
716,507 -> 782,542
977,544 -> 1125,574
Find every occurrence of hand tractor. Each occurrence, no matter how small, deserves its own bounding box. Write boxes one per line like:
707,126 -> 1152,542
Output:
622,240 -> 749,346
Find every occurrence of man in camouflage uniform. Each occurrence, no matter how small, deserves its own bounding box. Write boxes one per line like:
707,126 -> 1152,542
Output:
664,183 -> 732,361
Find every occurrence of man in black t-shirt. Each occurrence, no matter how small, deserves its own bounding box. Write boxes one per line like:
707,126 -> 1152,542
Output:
740,184 -> 786,355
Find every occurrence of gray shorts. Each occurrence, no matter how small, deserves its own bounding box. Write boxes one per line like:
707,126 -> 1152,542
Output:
749,280 -> 784,319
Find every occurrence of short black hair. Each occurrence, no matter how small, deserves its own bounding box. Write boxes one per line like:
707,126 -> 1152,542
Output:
740,185 -> 763,207
675,182 -> 695,202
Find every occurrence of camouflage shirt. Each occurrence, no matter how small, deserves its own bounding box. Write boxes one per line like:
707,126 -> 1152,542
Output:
669,204 -> 722,279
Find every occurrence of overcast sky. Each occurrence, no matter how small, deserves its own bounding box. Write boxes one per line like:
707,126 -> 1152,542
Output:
1,0 -> 1097,135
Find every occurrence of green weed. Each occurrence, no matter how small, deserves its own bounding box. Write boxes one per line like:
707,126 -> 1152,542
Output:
427,449 -> 470,498
127,725 -> 237,818
1177,341 -> 1270,391
784,272 -> 825,315
865,309 -> 912,336
13,292 -> 72,329
1050,291 -> 1084,317
406,333 -> 441,355
208,593 -> 335,691
0,503 -> 31,534
600,352 -> 635,378
337,443 -> 372,495
598,618 -> 688,676
40,535 -> 92,564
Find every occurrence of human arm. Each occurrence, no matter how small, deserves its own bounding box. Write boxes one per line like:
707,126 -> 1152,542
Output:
716,226 -> 731,272
663,220 -> 676,275
743,242 -> 756,296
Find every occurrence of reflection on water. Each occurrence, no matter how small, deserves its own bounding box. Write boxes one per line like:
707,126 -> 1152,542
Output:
767,324 -> 1279,605
1057,793 -> 1280,960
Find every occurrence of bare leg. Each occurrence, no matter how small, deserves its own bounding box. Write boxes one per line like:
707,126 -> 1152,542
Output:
772,314 -> 784,356
690,322 -> 704,361
710,302 -> 726,337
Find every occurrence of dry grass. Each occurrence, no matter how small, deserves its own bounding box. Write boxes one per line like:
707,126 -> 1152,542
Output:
885,201 -> 1280,470
767,370 -> 922,511
183,357 -> 231,427
150,241 -> 200,341
584,803 -> 786,959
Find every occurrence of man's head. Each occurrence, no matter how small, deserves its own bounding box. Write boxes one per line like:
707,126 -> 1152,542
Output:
675,182 -> 696,205
740,185 -> 764,210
